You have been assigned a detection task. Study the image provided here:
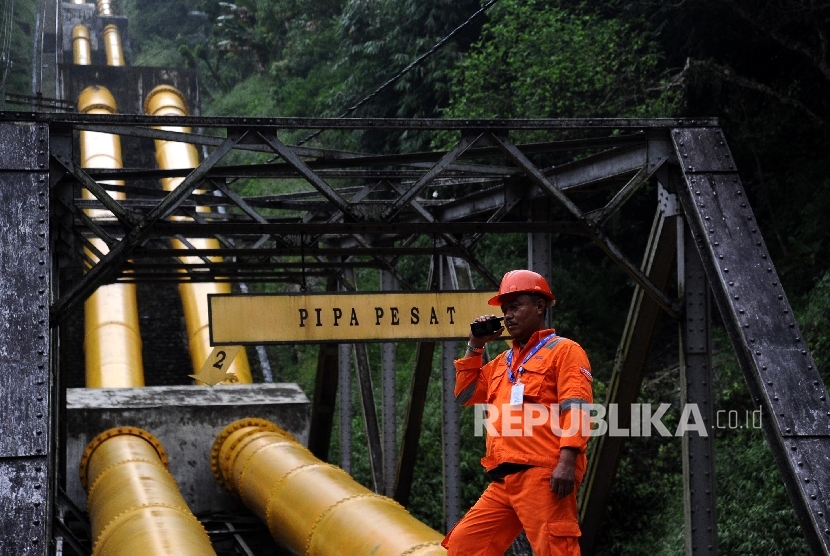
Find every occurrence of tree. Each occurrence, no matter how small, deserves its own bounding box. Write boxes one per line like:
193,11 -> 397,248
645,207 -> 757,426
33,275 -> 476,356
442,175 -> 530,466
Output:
445,0 -> 680,119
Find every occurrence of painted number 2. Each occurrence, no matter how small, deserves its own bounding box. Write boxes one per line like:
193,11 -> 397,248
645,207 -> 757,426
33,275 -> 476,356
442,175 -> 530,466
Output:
213,350 -> 227,370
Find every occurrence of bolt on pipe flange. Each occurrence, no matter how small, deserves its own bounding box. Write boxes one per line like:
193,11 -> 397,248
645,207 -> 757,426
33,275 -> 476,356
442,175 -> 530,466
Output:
79,426 -> 168,490
210,418 -> 296,491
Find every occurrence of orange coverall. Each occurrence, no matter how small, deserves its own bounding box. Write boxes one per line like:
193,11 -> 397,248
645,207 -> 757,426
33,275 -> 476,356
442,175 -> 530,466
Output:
442,328 -> 593,555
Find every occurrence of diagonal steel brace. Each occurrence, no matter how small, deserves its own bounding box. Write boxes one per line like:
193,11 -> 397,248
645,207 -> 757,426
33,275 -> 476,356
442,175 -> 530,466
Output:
50,132 -> 246,325
492,133 -> 680,319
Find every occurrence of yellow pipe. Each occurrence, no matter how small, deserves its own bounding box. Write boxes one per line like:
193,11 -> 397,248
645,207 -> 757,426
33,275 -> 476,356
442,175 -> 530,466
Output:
211,419 -> 446,556
80,427 -> 216,556
102,24 -> 125,67
96,0 -> 114,16
144,85 -> 251,383
72,25 -> 91,66
78,86 -> 145,388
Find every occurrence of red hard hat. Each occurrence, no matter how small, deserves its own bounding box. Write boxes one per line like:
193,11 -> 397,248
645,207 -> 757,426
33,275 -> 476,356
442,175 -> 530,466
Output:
488,270 -> 556,306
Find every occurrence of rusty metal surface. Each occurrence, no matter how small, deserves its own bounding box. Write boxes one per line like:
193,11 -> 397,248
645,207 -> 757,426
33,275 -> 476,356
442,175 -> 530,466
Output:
679,222 -> 718,556
675,128 -> 830,555
0,459 -> 49,556
0,123 -> 51,556
672,128 -> 737,173
0,123 -> 47,170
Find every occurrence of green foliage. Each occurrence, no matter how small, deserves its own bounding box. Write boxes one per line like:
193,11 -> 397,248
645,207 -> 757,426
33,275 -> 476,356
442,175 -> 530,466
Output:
446,0 -> 681,119
0,0 -> 37,102
798,270 -> 830,386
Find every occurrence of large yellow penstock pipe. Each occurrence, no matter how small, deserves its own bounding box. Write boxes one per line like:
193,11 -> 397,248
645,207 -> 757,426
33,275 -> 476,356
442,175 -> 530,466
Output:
96,0 -> 113,15
72,25 -> 91,65
78,86 -> 145,388
211,419 -> 446,556
102,24 -> 125,66
144,85 -> 251,383
80,427 -> 216,556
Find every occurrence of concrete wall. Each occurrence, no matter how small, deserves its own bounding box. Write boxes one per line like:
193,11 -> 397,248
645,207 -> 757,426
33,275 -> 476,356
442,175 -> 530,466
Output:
65,383 -> 311,515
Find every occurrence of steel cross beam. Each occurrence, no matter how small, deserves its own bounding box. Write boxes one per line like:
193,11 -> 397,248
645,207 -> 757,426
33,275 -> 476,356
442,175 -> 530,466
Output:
491,133 -> 680,320
50,131 -> 245,325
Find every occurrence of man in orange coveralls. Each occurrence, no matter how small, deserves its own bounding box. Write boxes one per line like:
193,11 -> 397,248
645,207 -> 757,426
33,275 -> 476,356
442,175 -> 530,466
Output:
442,270 -> 593,555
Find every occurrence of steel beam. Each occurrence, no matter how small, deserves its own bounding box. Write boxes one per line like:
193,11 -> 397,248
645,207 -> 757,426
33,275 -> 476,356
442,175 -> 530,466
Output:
394,263 -> 439,508
528,199 -> 552,328
0,111 -> 720,129
579,192 -> 678,554
440,256 -> 465,531
354,342 -> 385,493
673,127 -> 830,555
380,269 -> 399,497
679,218 -> 718,555
0,122 -> 52,556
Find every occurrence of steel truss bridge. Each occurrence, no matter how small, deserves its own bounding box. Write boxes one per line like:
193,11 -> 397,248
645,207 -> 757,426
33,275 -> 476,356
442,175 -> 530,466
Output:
0,113 -> 828,555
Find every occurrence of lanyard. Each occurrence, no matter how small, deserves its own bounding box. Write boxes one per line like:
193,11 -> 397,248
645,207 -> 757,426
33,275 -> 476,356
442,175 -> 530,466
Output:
506,333 -> 556,383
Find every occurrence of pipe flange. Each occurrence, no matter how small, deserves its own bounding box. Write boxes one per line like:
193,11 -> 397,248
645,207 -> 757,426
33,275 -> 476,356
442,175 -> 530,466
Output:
79,426 -> 168,491
143,84 -> 189,116
210,418 -> 296,491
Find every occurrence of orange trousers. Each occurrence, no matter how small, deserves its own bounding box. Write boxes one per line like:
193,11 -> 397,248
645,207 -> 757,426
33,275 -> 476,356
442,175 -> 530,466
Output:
442,467 -> 581,556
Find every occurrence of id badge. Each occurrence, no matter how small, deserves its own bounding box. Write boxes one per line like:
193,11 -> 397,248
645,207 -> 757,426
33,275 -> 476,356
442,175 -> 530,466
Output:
510,381 -> 525,405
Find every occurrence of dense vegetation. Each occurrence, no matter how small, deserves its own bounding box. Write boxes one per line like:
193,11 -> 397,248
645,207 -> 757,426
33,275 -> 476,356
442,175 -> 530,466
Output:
6,0 -> 830,553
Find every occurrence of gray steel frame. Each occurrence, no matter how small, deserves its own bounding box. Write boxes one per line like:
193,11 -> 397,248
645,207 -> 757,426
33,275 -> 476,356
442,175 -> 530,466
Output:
2,114 -> 829,554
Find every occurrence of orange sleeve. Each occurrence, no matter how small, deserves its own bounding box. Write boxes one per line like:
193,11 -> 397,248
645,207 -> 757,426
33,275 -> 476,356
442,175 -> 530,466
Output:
556,342 -> 593,452
453,355 -> 489,406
